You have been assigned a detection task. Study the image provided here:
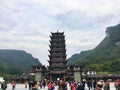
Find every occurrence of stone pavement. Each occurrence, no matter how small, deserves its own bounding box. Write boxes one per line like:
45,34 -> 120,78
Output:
2,82 -> 116,90
5,83 -> 57,90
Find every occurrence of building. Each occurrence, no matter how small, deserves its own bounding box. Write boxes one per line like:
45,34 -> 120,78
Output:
48,31 -> 67,81
32,64 -> 47,81
67,64 -> 82,82
33,31 -> 95,82
11,71 -> 35,83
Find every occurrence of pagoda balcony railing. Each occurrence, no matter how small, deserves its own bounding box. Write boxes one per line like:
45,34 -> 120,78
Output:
49,61 -> 67,64
49,49 -> 66,52
50,45 -> 66,50
50,36 -> 65,40
49,59 -> 67,62
50,40 -> 65,43
50,44 -> 65,47
50,38 -> 65,41
50,53 -> 66,56
51,33 -> 64,35
49,70 -> 66,74
50,48 -> 66,51
50,64 -> 67,67
49,58 -> 65,60
49,50 -> 66,53
48,58 -> 66,61
48,55 -> 66,58
50,37 -> 65,40
50,34 -> 64,37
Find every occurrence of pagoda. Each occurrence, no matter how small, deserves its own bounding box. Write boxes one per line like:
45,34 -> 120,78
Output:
48,31 -> 67,81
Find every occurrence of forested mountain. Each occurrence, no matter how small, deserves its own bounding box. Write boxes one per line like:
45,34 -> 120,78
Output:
67,24 -> 120,74
0,49 -> 40,75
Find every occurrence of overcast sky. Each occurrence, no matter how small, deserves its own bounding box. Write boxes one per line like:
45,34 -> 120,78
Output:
0,0 -> 120,65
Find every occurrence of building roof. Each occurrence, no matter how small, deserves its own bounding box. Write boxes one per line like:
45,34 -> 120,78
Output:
32,64 -> 43,68
51,31 -> 64,36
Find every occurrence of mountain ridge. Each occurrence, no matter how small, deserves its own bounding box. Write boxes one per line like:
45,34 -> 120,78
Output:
0,49 -> 40,75
67,23 -> 120,74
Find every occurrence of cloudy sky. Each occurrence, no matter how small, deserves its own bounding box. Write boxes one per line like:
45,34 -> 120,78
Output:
0,0 -> 120,65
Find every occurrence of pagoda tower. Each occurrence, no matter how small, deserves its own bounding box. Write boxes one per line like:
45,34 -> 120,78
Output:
48,31 -> 67,81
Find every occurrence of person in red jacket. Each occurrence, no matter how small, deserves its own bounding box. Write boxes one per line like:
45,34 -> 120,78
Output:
71,81 -> 76,90
114,80 -> 118,90
47,81 -> 52,90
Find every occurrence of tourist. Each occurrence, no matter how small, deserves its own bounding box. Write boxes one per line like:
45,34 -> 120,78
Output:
31,81 -> 38,90
82,80 -> 86,89
29,80 -> 33,90
58,80 -> 63,90
47,81 -> 52,90
118,80 -> 120,90
87,80 -> 92,90
24,81 -> 28,88
71,81 -> 76,90
43,79 -> 46,88
103,80 -> 110,90
59,80 -> 67,90
1,81 -> 7,90
77,82 -> 84,90
92,80 -> 97,89
51,81 -> 55,90
11,81 -> 16,90
114,80 -> 118,90
67,81 -> 70,90
39,80 -> 43,89
96,81 -> 103,90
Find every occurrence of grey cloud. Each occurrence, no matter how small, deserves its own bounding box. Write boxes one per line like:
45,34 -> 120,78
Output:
55,10 -> 120,30
1,0 -> 120,65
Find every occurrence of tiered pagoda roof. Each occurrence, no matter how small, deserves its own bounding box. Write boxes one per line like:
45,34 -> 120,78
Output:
48,31 -> 67,80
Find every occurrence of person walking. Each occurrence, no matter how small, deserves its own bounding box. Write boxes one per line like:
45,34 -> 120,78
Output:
11,81 -> 16,90
93,80 -> 97,90
24,81 -> 28,88
1,81 -> 7,90
47,81 -> 52,90
103,80 -> 110,90
71,81 -> 76,90
31,81 -> 38,90
96,81 -> 103,90
87,80 -> 92,90
77,82 -> 84,90
118,80 -> 120,90
114,80 -> 118,90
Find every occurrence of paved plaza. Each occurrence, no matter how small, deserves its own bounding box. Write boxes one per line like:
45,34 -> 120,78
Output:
1,82 -> 115,90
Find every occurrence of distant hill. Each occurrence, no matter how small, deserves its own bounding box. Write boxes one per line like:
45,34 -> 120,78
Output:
67,24 -> 120,74
0,49 -> 40,75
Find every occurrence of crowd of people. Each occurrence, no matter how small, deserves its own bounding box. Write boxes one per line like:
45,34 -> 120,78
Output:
0,79 -> 120,90
26,78 -> 120,90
